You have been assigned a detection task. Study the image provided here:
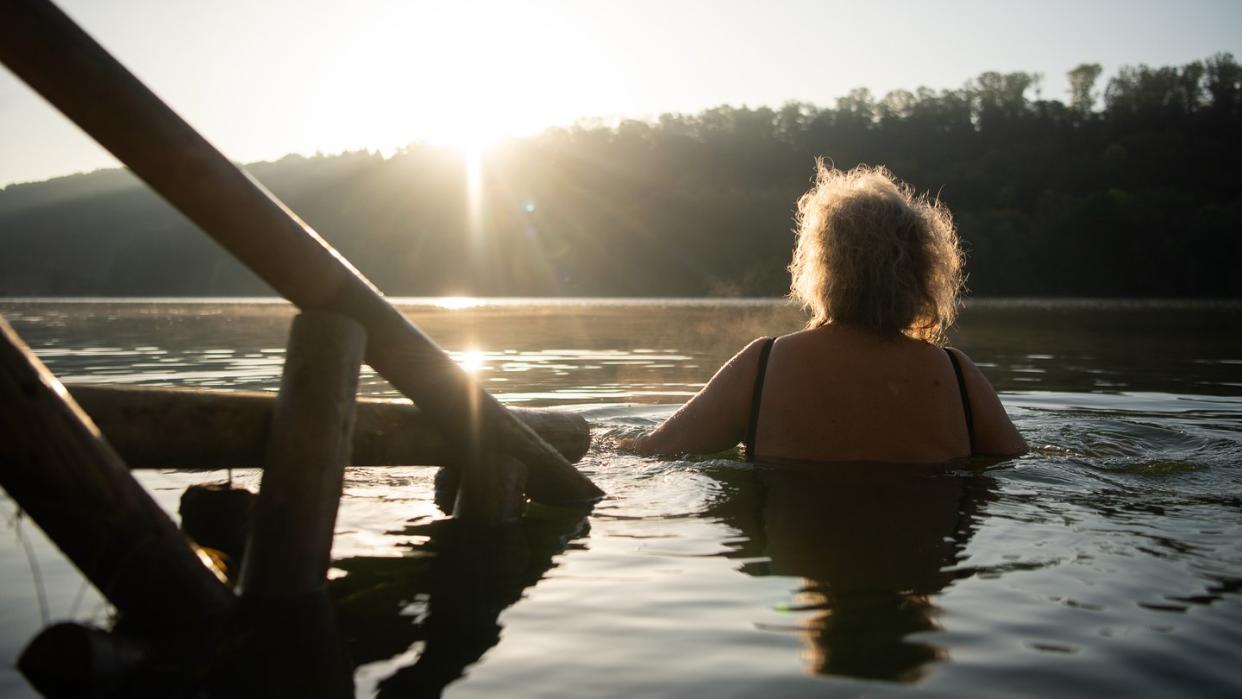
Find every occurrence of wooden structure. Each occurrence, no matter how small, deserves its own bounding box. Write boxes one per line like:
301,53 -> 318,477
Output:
239,311 -> 364,697
1,318 -> 236,696
0,319 -> 237,628
241,312 -> 367,598
0,0 -> 602,696
67,384 -> 591,471
0,0 -> 601,506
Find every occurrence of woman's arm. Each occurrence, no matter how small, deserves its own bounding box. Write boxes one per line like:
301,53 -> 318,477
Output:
629,337 -> 771,457
946,347 -> 1027,457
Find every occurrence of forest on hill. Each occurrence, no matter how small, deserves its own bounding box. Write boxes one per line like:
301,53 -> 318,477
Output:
2,54 -> 1240,298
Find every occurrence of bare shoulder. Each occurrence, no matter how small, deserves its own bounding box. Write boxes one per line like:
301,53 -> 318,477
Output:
943,346 -> 985,376
944,346 -> 1028,457
627,335 -> 775,457
732,335 -> 777,367
703,334 -> 778,402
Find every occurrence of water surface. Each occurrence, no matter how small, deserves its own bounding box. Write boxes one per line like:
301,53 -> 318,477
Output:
1,298 -> 1240,697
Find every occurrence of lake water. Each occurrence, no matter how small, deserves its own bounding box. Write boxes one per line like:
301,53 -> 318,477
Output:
1,298 -> 1241,698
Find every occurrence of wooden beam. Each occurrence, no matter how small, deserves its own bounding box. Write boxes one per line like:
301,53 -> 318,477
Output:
453,455 -> 528,525
242,311 -> 365,596
240,311 -> 362,698
0,0 -> 603,507
0,317 -> 234,629
18,622 -> 147,698
67,383 -> 591,469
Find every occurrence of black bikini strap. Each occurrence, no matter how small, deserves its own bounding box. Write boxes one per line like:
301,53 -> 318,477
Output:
945,347 -> 975,455
744,337 -> 776,462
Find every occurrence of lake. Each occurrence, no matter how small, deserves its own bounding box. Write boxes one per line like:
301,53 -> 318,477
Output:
1,298 -> 1241,697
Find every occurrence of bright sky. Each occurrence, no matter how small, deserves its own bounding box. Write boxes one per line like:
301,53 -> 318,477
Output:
2,0 -> 1240,187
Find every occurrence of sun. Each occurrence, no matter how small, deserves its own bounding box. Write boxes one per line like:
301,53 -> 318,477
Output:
432,296 -> 484,310
424,110 -> 503,156
455,348 -> 487,374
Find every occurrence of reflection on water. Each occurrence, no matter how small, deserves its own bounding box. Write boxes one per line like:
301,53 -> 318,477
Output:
708,463 -> 996,682
1,298 -> 1241,697
4,298 -> 1241,401
337,504 -> 590,698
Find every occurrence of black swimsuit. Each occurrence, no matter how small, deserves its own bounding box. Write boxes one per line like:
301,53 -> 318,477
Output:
743,338 -> 975,461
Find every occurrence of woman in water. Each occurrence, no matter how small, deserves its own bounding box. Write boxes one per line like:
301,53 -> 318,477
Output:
630,162 -> 1025,462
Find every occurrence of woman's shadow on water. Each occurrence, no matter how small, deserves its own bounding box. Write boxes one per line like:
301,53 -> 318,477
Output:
328,476 -> 591,699
703,460 -> 998,683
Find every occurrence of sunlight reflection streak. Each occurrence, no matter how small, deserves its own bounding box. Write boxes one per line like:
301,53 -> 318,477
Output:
465,146 -> 484,249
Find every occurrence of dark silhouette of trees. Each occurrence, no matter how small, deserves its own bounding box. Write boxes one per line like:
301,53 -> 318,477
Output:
2,54 -> 1239,298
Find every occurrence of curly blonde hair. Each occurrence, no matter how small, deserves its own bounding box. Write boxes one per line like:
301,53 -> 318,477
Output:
789,161 -> 964,345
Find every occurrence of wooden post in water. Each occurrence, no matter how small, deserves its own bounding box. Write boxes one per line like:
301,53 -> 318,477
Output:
0,0 -> 603,507
453,455 -> 528,526
242,312 -> 364,595
238,311 -> 363,698
0,318 -> 235,628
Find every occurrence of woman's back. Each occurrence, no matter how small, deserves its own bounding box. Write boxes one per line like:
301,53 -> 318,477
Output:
630,324 -> 1023,462
753,325 -> 971,463
627,162 -> 1025,462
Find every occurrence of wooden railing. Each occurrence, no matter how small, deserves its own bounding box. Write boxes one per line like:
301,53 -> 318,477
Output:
0,0 -> 601,507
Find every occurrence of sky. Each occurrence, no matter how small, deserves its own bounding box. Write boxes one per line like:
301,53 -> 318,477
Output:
2,0 -> 1240,188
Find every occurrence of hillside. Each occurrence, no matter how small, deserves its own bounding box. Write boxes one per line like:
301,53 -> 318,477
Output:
3,56 -> 1240,298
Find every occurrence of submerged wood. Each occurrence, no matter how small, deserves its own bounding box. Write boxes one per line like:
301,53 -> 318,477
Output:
230,591 -> 355,699
0,318 -> 235,629
68,383 -> 591,469
18,622 -> 146,699
243,311 -> 365,597
0,0 -> 603,506
180,483 -> 256,580
453,455 -> 528,525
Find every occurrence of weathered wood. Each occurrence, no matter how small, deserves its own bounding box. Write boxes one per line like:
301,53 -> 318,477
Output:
180,483 -> 256,581
68,383 -> 592,468
238,312 -> 360,699
232,592 -> 354,699
0,0 -> 603,506
18,623 -> 146,699
242,312 -> 365,597
0,318 -> 235,628
453,455 -> 528,525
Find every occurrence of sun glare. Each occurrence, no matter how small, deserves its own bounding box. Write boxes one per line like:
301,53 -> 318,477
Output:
455,348 -> 487,374
278,3 -> 603,162
433,296 -> 484,310
464,144 -> 485,246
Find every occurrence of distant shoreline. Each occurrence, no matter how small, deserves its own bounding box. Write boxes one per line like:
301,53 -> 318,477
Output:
3,296 -> 1240,310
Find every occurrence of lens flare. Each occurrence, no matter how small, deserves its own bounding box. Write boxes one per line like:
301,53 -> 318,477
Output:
455,348 -> 486,374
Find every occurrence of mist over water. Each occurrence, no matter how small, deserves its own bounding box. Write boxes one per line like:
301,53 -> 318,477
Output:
1,298 -> 1240,697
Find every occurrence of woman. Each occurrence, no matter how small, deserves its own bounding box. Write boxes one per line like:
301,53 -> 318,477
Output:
631,162 -> 1025,462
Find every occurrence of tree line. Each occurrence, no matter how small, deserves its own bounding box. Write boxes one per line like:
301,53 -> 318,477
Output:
1,54 -> 1239,297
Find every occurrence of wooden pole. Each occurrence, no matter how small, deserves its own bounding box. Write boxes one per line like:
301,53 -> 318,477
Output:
241,312 -> 365,596
453,454 -> 528,525
0,317 -> 235,629
67,383 -> 592,469
239,311 -> 361,699
0,0 -> 603,507
18,622 -> 147,699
